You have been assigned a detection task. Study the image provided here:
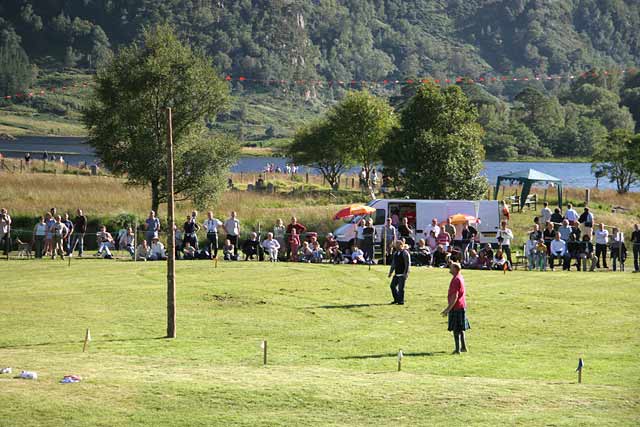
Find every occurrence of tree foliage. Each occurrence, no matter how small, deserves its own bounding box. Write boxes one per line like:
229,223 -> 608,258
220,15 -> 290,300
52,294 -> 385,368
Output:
288,120 -> 350,190
592,129 -> 639,194
82,24 -> 238,212
326,91 -> 397,185
387,84 -> 488,199
0,19 -> 34,96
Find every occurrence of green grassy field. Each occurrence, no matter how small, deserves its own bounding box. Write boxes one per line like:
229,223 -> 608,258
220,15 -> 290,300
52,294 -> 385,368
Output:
1,260 -> 638,426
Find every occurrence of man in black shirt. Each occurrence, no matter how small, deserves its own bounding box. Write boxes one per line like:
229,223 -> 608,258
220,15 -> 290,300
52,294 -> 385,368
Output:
72,209 -> 87,257
388,240 -> 411,305
183,215 -> 200,250
632,224 -> 640,273
242,232 -> 263,261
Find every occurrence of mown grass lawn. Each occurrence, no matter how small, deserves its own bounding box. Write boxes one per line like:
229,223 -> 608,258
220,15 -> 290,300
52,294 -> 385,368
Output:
1,260 -> 638,426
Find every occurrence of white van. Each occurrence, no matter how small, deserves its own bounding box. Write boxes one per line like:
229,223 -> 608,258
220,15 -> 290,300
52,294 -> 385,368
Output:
332,199 -> 501,247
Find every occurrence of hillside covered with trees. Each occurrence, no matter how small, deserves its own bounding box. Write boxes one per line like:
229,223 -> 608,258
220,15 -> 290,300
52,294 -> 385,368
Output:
1,0 -> 640,160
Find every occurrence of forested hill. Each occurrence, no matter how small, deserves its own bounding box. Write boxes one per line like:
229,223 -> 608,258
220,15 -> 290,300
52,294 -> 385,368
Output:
2,0 -> 640,83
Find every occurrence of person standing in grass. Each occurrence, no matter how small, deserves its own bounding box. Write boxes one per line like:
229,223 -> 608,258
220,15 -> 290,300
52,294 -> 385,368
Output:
286,216 -> 306,259
631,224 -> 640,273
203,211 -> 223,259
441,262 -> 469,354
0,208 -> 12,256
594,223 -> 609,269
144,211 -> 160,245
540,202 -> 552,225
32,216 -> 47,258
62,213 -> 74,256
72,209 -> 87,257
388,240 -> 410,305
224,211 -> 240,259
273,219 -> 286,260
50,215 -> 69,260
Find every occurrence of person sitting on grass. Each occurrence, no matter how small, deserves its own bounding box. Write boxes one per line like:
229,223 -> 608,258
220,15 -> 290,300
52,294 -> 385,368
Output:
463,249 -> 481,270
96,225 -> 114,259
136,240 -> 151,261
432,244 -> 450,268
183,241 -> 196,260
324,233 -> 342,264
242,232 -> 262,261
149,236 -> 167,261
549,232 -> 569,271
223,239 -> 237,261
577,234 -> 596,272
491,249 -> 510,271
426,230 -> 438,254
288,228 -> 301,262
261,232 -> 280,262
413,239 -> 432,267
311,241 -> 324,263
119,227 -> 135,258
351,245 -> 366,264
298,241 -> 313,263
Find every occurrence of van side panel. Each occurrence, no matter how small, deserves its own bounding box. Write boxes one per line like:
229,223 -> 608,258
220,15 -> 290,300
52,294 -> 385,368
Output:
478,201 -> 500,243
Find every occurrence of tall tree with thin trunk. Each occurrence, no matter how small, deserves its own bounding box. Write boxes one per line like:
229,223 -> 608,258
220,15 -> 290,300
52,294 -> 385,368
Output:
83,24 -> 238,213
327,91 -> 397,185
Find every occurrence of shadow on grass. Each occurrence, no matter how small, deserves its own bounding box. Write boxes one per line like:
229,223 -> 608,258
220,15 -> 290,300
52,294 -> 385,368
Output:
329,351 -> 447,360
311,303 -> 390,309
0,336 -> 166,349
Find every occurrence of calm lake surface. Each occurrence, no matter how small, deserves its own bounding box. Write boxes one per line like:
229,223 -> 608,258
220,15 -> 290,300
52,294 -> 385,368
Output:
1,136 -> 636,191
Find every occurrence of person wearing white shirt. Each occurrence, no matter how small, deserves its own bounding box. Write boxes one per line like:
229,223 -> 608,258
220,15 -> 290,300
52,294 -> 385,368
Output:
424,218 -> 441,239
540,202 -> 552,225
150,237 -> 167,261
0,208 -> 11,256
594,223 -> 609,269
261,232 -> 281,262
564,204 -> 579,225
351,246 -> 365,264
203,211 -> 223,259
525,233 -> 538,271
549,233 -> 569,270
496,220 -> 514,264
224,211 -> 240,258
32,216 -> 47,258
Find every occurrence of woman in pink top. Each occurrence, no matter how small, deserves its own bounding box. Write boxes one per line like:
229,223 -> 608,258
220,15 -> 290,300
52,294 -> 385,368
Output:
441,262 -> 470,354
436,228 -> 451,249
288,228 -> 301,262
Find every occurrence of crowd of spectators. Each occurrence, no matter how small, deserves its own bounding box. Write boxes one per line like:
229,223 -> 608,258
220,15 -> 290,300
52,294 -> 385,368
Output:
0,204 -> 638,273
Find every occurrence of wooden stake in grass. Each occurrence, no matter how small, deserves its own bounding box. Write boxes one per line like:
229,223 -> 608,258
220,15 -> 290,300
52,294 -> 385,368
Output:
82,328 -> 91,352
166,107 -> 177,339
261,340 -> 268,365
576,358 -> 584,383
397,349 -> 403,372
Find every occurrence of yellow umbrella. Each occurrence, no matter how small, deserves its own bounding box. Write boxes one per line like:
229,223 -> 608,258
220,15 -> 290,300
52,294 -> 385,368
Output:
449,213 -> 478,225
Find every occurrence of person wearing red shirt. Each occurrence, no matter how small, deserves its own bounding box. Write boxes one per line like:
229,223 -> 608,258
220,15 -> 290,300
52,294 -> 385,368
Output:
441,262 -> 470,354
286,216 -> 306,259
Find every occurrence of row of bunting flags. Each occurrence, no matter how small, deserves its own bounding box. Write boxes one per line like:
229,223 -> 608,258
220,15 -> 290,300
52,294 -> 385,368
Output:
2,67 -> 637,101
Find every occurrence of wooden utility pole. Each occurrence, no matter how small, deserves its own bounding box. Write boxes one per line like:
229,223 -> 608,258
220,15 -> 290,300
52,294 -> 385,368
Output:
166,108 -> 177,338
